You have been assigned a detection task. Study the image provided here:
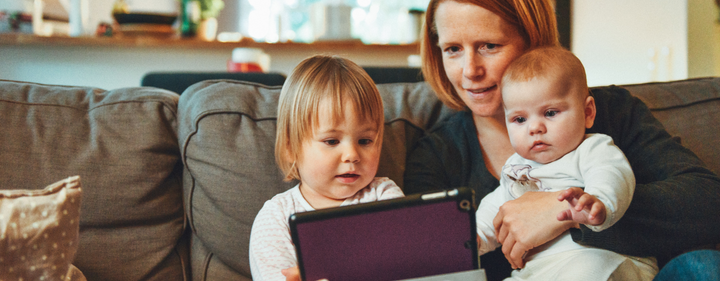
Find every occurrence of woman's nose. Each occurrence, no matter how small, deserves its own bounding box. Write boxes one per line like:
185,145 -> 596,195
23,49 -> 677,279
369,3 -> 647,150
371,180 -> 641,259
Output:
463,52 -> 485,80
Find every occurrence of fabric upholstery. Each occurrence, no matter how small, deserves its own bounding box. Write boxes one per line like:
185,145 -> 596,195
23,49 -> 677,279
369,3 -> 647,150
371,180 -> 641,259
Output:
0,176 -> 84,281
621,77 -> 720,175
0,80 -> 187,281
141,72 -> 287,94
178,80 -> 454,279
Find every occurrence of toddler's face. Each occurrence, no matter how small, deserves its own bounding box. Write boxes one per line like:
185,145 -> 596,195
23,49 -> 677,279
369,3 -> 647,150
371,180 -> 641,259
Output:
296,99 -> 381,209
502,76 -> 594,164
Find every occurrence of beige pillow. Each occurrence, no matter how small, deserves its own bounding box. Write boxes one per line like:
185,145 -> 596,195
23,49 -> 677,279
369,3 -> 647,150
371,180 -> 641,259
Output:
0,176 -> 85,280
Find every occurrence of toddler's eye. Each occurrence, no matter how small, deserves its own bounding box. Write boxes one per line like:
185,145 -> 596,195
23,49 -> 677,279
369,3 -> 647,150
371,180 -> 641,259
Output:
359,139 -> 373,145
513,117 -> 526,124
545,110 -> 558,117
324,139 -> 339,145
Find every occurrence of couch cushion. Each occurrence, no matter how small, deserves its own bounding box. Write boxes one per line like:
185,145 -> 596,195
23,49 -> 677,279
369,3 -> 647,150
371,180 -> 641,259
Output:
620,77 -> 720,175
178,80 -> 453,279
0,80 -> 187,281
0,176 -> 83,281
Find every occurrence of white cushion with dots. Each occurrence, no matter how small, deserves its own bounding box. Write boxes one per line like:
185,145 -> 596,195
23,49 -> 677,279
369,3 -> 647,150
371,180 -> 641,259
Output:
0,176 -> 86,281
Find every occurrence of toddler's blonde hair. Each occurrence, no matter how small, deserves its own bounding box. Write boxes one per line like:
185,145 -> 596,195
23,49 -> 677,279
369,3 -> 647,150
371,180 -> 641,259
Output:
275,55 -> 384,182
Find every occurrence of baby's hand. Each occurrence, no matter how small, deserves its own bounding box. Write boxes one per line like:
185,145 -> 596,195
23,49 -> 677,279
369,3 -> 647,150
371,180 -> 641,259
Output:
556,187 -> 606,226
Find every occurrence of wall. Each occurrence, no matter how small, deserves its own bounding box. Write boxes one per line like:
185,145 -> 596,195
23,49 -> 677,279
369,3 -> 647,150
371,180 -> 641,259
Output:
687,0 -> 720,78
571,0 -> 688,87
0,41 -> 416,90
2,0 -> 719,90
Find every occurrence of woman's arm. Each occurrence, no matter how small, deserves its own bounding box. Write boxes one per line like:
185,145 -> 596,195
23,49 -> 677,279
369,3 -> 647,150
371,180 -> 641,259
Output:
577,86 -> 720,261
403,133 -> 455,194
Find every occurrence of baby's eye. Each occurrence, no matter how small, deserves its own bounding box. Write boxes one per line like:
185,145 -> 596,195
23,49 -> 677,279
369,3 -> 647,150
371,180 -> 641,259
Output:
359,139 -> 373,145
545,110 -> 559,117
324,139 -> 339,146
513,117 -> 527,124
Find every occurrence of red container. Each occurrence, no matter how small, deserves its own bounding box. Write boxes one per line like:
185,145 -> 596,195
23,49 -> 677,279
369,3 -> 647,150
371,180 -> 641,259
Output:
227,61 -> 263,73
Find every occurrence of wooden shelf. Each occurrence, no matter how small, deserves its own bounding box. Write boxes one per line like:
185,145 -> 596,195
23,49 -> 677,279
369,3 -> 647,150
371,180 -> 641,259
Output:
0,33 -> 420,53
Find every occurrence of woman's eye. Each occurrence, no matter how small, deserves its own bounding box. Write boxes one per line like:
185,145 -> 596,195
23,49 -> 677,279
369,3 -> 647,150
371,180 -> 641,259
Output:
444,46 -> 461,55
359,139 -> 373,145
324,139 -> 339,145
480,43 -> 500,54
545,110 -> 558,117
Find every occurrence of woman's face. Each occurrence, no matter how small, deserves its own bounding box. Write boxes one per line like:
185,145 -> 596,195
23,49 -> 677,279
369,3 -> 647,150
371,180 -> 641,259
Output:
435,1 -> 528,118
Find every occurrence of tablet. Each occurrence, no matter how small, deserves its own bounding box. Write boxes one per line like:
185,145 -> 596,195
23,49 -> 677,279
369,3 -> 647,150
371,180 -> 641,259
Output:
289,187 -> 479,281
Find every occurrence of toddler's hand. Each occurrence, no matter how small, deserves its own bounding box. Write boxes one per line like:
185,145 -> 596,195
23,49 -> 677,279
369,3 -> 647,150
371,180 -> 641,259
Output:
556,187 -> 606,226
282,266 -> 328,281
282,266 -> 301,281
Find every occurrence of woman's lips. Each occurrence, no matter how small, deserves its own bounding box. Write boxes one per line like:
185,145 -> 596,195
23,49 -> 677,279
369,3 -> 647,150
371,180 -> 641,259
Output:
466,85 -> 496,95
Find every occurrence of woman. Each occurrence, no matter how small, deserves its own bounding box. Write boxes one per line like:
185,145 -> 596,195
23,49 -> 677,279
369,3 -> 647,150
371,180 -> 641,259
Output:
403,0 -> 720,280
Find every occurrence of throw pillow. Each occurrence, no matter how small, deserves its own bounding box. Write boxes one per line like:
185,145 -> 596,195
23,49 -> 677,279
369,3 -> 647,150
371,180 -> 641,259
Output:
0,176 -> 85,280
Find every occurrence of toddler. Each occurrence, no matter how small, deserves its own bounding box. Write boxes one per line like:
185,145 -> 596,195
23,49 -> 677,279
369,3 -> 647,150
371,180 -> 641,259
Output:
249,55 -> 404,281
476,47 -> 658,280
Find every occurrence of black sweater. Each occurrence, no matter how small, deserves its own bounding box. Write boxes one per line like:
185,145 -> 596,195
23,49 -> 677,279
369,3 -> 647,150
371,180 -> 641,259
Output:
403,85 -> 720,279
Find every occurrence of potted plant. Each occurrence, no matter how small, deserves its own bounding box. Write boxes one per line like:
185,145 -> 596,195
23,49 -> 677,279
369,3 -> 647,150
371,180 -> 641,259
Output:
197,0 -> 224,41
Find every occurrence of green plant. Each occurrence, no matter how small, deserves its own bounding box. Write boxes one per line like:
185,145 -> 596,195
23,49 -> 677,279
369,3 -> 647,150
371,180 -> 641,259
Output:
198,0 -> 224,20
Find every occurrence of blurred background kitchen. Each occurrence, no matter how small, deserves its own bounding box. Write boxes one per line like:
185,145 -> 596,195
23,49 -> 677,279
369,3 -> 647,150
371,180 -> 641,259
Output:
0,0 -> 719,90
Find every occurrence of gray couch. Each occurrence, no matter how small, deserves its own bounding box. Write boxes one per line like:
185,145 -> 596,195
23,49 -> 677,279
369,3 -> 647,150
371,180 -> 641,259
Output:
0,77 -> 718,280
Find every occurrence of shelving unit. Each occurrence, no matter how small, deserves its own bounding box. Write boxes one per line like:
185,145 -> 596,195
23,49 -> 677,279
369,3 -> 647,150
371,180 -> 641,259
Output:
0,33 -> 419,52
0,33 -> 420,90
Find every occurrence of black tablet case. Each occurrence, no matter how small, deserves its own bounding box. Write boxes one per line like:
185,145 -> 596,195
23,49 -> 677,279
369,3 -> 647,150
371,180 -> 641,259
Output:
289,188 -> 478,281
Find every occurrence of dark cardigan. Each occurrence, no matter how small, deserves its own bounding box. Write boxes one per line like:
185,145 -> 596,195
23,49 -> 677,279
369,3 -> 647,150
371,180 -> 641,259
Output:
403,86 -> 720,279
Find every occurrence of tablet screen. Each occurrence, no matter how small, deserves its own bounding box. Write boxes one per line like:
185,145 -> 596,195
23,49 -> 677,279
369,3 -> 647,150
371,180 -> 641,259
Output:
290,188 -> 478,281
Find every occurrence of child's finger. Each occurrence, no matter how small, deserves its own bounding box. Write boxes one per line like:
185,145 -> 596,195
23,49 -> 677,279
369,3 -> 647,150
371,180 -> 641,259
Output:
558,187 -> 581,201
575,194 -> 592,211
556,209 -> 572,221
557,188 -> 573,201
589,203 -> 605,224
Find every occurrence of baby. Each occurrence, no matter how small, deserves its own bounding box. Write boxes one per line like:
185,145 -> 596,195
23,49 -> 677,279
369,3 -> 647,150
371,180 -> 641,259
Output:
476,47 -> 658,280
249,55 -> 404,281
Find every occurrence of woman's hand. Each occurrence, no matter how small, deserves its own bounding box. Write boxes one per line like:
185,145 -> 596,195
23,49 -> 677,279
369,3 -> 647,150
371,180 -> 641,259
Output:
493,190 -> 578,269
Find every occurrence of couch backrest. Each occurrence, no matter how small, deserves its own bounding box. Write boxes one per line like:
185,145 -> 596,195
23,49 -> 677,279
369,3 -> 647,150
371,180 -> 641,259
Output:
179,77 -> 720,279
178,80 -> 454,280
0,80 -> 188,281
620,77 -> 720,175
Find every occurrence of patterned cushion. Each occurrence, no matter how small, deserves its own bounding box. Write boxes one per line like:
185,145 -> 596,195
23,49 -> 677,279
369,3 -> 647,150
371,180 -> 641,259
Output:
0,176 -> 85,281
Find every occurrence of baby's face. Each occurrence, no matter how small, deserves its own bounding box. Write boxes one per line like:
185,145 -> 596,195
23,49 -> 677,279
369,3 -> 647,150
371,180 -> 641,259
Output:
296,99 -> 381,208
502,76 -> 593,164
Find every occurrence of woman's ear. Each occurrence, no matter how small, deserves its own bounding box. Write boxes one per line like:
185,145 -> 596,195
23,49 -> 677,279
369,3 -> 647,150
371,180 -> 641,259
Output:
584,96 -> 596,129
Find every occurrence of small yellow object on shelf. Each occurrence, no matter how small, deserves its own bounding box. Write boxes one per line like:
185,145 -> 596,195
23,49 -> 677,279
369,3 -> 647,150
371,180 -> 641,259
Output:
112,0 -> 129,14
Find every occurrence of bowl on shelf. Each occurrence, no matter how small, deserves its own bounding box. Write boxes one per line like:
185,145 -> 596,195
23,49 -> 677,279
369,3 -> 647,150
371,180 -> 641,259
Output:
113,13 -> 178,38
113,13 -> 177,25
